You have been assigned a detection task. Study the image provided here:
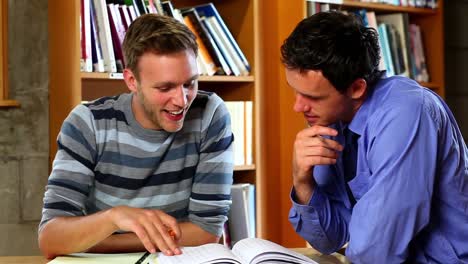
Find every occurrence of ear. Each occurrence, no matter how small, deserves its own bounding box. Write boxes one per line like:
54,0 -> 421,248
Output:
124,68 -> 138,93
347,78 -> 367,100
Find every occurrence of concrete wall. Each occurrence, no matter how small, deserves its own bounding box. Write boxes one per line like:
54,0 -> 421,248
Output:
445,1 -> 468,140
0,0 -> 48,256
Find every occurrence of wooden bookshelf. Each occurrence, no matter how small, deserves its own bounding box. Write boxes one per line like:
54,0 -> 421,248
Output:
326,0 -> 438,14
0,0 -> 19,108
257,0 -> 445,247
81,72 -> 255,82
49,0 -> 265,240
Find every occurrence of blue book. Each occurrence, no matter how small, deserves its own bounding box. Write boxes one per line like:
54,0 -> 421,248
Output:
194,3 -> 251,72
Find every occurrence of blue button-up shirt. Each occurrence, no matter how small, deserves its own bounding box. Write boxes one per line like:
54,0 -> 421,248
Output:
289,76 -> 468,263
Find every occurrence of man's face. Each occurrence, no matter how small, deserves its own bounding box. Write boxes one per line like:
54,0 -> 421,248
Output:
285,68 -> 354,127
130,50 -> 199,132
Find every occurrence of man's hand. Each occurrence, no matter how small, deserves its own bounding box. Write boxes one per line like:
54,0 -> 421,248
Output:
293,125 -> 343,204
109,206 -> 182,255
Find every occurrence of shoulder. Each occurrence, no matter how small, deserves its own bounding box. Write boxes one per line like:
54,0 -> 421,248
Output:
368,77 -> 426,119
82,94 -> 129,121
364,77 -> 445,134
190,90 -> 228,120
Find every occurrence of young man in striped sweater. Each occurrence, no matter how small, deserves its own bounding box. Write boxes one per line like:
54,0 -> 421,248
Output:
39,14 -> 234,258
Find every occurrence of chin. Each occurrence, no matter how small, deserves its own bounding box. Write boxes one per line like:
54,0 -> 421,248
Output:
163,123 -> 184,133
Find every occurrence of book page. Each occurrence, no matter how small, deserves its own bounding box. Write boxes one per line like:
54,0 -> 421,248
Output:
232,238 -> 318,264
153,243 -> 241,264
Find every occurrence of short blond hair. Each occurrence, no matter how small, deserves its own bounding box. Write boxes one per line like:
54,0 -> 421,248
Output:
122,14 -> 198,80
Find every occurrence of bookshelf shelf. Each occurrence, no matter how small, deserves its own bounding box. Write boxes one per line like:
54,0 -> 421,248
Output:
0,100 -> 20,108
332,1 -> 438,14
234,164 -> 256,171
81,72 -> 255,82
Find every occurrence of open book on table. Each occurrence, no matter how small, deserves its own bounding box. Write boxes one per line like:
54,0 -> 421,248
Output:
152,238 -> 318,264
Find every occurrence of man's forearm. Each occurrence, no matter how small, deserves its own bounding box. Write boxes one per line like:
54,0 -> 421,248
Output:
178,222 -> 219,246
38,210 -> 117,258
88,222 -> 218,253
87,233 -> 146,253
293,181 -> 315,205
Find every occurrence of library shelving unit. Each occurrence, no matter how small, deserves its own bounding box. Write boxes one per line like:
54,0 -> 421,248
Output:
0,1 -> 19,108
49,0 -> 267,238
257,0 -> 445,247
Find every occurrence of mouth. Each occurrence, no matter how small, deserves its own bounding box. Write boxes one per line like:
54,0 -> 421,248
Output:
304,114 -> 319,125
165,108 -> 185,121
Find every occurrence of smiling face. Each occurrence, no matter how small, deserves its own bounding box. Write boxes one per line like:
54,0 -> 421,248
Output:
285,68 -> 358,127
124,49 -> 199,132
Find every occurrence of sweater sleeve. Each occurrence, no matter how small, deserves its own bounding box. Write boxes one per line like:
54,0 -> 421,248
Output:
39,104 -> 97,232
188,94 -> 234,236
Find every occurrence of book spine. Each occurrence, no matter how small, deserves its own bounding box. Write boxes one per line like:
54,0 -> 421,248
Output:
90,0 -> 105,72
202,17 -> 240,76
183,15 -> 217,76
207,16 -> 249,76
183,9 -> 227,75
107,4 -> 125,71
81,0 -> 93,72
195,4 -> 251,72
92,0 -> 117,72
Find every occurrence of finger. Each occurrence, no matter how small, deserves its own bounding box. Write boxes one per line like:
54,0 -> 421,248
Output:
153,221 -> 180,255
321,138 -> 344,151
302,125 -> 338,138
298,136 -> 344,152
132,224 -> 156,254
299,146 -> 340,159
159,215 -> 181,241
305,156 -> 337,166
144,215 -> 174,256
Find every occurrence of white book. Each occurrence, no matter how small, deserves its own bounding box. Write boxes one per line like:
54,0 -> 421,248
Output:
90,0 -> 105,72
92,0 -> 117,72
201,16 -> 239,76
153,238 -> 318,264
225,101 -> 245,165
229,183 -> 256,245
245,101 -> 253,165
118,5 -> 132,30
128,5 -> 138,21
206,16 -> 248,76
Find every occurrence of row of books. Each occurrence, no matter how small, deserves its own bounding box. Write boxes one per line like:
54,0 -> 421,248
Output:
358,0 -> 438,8
80,0 -> 251,76
225,101 -> 253,167
307,4 -> 429,82
308,0 -> 438,8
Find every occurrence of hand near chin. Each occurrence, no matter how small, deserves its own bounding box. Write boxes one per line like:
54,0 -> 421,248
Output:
292,125 -> 343,204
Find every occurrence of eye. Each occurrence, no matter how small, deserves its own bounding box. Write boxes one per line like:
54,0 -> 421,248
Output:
157,86 -> 171,92
183,79 -> 197,89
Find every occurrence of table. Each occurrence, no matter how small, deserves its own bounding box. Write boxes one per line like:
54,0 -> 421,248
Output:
0,249 -> 350,264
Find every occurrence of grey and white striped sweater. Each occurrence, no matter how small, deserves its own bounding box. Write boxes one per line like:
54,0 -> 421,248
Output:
40,91 -> 234,236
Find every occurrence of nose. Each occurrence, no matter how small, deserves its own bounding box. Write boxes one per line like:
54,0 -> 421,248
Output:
293,93 -> 310,113
173,86 -> 188,108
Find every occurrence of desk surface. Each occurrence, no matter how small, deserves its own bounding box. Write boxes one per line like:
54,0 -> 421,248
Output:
0,249 -> 350,264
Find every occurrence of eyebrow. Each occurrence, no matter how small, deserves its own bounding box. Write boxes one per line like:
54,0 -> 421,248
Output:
153,74 -> 199,87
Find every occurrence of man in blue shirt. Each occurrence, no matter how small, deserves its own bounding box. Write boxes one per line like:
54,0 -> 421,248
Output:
281,11 -> 468,263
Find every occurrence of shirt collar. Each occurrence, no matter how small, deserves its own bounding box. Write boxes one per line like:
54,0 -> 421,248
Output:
348,85 -> 375,137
